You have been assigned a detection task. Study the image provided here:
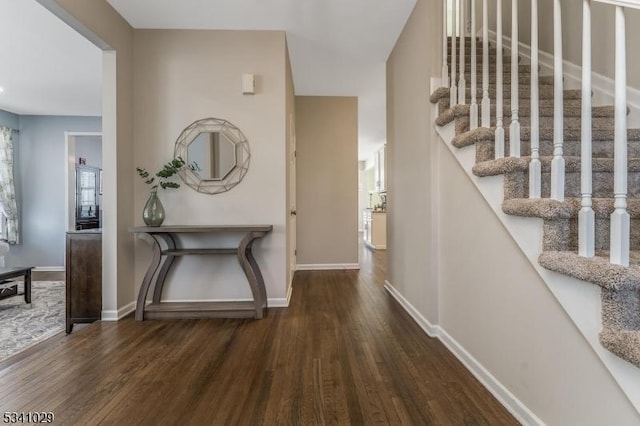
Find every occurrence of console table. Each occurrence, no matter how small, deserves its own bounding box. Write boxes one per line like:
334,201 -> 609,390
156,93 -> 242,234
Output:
130,225 -> 272,321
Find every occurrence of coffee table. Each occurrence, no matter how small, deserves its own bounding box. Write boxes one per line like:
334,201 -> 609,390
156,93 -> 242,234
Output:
0,267 -> 34,304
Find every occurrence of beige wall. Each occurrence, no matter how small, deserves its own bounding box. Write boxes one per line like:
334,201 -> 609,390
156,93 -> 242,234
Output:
387,0 -> 640,423
387,0 -> 441,323
436,142 -> 639,424
51,0 -> 135,313
295,96 -> 358,266
133,30 -> 288,302
487,0 -> 640,88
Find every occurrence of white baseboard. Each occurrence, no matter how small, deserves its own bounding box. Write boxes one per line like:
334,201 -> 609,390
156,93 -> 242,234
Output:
384,280 -> 543,426
285,283 -> 293,305
364,241 -> 386,250
296,263 -> 360,271
384,280 -> 438,337
102,301 -> 136,321
436,327 -> 544,426
33,266 -> 65,272
269,296 -> 290,308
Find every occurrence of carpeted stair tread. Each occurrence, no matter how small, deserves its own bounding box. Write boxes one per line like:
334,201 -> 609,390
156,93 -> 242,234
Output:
446,74 -> 557,88
472,156 -> 530,176
447,56 -> 521,67
436,103 -> 616,128
600,330 -> 640,367
447,46 -> 499,53
448,73 -> 552,86
447,53 -> 514,60
452,126 -> 640,148
449,63 -> 537,73
447,36 -> 481,42
430,86 -> 583,104
503,197 -> 640,219
472,156 -> 640,177
451,127 -> 496,148
538,250 -> 640,291
437,35 -> 640,368
444,103 -> 615,120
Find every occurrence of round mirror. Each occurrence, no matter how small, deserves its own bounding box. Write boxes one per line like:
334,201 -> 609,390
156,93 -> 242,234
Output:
175,118 -> 250,194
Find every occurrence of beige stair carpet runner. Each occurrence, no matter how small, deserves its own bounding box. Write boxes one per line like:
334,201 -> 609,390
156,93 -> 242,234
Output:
431,37 -> 640,367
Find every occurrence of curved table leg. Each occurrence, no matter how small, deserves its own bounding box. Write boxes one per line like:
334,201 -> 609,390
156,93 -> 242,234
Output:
152,233 -> 177,304
135,233 -> 162,321
237,231 -> 268,319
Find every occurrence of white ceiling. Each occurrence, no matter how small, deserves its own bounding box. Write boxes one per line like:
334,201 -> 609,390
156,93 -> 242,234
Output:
0,0 -> 102,116
2,0 -> 416,160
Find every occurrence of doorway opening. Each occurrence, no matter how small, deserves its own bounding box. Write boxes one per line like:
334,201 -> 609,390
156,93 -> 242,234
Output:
65,132 -> 103,232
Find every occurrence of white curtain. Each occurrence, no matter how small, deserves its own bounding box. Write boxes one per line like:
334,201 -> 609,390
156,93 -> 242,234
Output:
0,127 -> 18,243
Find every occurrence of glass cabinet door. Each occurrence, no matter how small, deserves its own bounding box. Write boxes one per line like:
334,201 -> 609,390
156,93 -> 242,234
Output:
76,165 -> 101,229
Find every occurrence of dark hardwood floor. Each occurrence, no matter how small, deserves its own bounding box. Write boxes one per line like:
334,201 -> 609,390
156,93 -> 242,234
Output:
0,244 -> 517,425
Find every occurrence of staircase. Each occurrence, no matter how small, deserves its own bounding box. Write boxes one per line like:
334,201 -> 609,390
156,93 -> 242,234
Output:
431,30 -> 640,369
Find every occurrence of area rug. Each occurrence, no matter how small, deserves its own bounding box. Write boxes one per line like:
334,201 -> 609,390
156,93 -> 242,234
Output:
0,281 -> 65,362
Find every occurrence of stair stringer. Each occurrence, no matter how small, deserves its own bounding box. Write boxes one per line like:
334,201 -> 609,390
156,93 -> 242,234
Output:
434,118 -> 640,413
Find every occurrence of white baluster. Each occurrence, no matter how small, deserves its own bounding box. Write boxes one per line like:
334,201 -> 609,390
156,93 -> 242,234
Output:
481,0 -> 491,127
510,0 -> 520,157
450,0 -> 458,107
442,0 -> 450,87
495,0 -> 505,158
470,0 -> 479,129
529,0 -> 541,198
610,5 -> 629,267
458,0 -> 467,105
579,0 -> 594,258
550,0 -> 564,201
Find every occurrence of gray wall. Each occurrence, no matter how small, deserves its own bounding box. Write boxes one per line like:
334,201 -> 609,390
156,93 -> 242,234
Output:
5,115 -> 101,268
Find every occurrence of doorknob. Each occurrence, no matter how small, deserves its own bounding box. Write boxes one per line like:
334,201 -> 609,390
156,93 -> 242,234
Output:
290,209 -> 297,216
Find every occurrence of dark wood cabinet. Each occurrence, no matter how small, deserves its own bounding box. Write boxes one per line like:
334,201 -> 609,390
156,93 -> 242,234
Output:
66,230 -> 102,333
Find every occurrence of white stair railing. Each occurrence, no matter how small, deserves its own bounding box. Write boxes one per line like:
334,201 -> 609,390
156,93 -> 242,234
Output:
450,0 -> 458,107
442,0 -> 449,87
439,0 -> 634,266
481,0 -> 490,128
495,0 -> 505,158
550,0 -> 565,201
610,4 -> 630,266
579,0 -> 595,258
529,0 -> 541,198
470,0 -> 478,129
458,0 -> 466,105
509,0 -> 520,157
